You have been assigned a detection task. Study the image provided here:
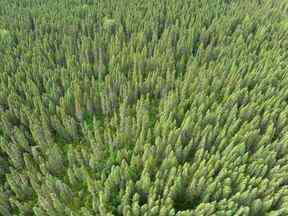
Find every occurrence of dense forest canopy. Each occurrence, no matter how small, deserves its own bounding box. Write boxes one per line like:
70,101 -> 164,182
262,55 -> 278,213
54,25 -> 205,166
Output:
0,0 -> 288,215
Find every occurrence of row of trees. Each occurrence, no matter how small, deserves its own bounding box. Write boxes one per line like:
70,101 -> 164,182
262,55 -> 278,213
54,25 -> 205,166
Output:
0,0 -> 288,215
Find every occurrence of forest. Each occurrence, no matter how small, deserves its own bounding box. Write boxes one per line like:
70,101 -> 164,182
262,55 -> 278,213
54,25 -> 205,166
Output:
0,0 -> 288,215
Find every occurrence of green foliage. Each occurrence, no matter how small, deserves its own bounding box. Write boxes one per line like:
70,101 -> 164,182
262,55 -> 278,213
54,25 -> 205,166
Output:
0,29 -> 9,40
0,0 -> 288,215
